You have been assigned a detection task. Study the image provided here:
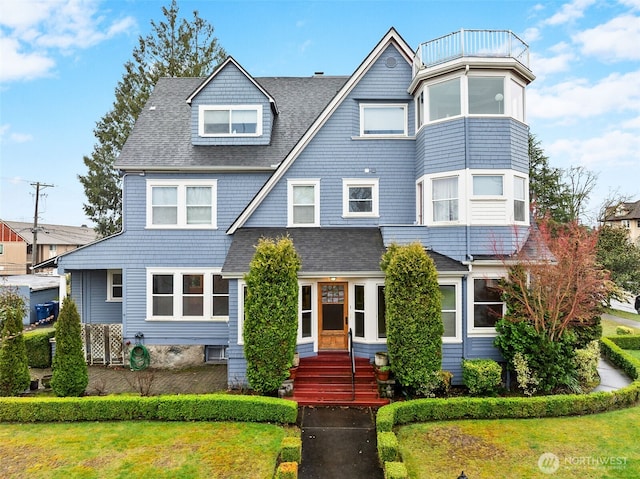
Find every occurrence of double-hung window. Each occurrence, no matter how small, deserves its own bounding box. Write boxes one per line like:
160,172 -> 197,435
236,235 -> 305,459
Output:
440,284 -> 457,340
300,285 -> 312,339
432,176 -> 459,222
473,278 -> 504,329
343,179 -> 379,217
288,180 -> 320,226
514,176 -> 526,222
360,104 -> 407,136
199,105 -> 262,136
354,285 -> 365,338
107,270 -> 123,302
148,269 -> 229,321
147,180 -> 217,229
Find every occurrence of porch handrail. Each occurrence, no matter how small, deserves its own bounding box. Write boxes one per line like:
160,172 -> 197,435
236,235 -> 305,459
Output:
348,328 -> 355,399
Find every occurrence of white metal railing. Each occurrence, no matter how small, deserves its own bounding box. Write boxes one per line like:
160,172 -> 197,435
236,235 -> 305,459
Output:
413,29 -> 530,74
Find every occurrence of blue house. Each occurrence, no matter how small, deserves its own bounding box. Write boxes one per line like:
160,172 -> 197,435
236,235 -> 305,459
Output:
54,28 -> 535,385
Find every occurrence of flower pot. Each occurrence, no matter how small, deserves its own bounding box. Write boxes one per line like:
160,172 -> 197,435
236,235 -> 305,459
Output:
376,369 -> 390,381
292,352 -> 300,368
375,352 -> 388,367
289,367 -> 299,380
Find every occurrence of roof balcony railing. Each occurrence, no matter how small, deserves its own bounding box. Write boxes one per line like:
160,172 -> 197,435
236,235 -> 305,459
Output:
413,29 -> 530,75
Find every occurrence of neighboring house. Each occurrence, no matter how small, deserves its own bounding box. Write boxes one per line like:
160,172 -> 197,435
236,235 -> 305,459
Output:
53,28 -> 536,384
0,220 -> 97,275
603,200 -> 640,245
0,274 -> 60,326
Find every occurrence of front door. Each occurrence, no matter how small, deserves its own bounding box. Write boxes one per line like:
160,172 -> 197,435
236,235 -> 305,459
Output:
318,282 -> 348,350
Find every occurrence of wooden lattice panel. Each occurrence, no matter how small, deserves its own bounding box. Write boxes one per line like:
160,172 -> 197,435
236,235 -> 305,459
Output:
89,324 -> 106,365
108,324 -> 124,365
81,324 -> 89,362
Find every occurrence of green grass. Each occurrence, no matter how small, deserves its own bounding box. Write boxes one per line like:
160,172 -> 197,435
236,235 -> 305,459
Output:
601,319 -> 640,337
0,421 -> 297,478
396,405 -> 640,478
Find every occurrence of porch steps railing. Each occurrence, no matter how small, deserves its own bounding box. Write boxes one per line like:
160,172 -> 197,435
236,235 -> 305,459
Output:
290,352 -> 389,407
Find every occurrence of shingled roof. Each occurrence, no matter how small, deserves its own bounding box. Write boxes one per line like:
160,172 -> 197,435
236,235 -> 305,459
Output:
222,227 -> 467,275
116,75 -> 348,170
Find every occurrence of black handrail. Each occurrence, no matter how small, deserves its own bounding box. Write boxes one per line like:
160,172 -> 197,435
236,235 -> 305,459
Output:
348,328 -> 355,399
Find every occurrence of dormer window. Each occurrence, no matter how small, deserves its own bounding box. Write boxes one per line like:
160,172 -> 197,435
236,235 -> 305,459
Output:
360,104 -> 407,136
198,105 -> 263,137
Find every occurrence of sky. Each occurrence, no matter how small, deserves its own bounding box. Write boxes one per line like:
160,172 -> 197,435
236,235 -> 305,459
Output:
1,0 -> 639,228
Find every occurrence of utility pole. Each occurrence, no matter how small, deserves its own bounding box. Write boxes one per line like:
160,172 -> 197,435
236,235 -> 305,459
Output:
31,181 -> 54,273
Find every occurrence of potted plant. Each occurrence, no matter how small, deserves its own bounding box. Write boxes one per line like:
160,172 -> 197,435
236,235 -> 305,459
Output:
375,365 -> 391,381
375,351 -> 388,367
289,366 -> 299,380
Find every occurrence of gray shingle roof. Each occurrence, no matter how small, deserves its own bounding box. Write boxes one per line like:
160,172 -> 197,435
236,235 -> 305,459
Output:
116,76 -> 348,170
604,200 -> 640,221
2,220 -> 97,246
222,227 -> 466,274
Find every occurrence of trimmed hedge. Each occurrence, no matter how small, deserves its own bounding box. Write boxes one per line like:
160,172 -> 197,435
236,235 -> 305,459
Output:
0,394 -> 298,424
280,437 -> 302,463
607,334 -> 640,351
462,359 -> 502,396
274,462 -> 297,479
377,340 -> 640,433
24,328 -> 55,368
384,461 -> 408,479
377,431 -> 399,464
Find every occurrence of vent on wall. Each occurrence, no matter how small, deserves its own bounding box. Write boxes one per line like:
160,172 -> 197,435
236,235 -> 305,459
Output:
205,345 -> 227,362
385,56 -> 397,68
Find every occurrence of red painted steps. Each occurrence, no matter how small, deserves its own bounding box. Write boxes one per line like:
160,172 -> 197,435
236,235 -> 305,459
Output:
289,352 -> 390,407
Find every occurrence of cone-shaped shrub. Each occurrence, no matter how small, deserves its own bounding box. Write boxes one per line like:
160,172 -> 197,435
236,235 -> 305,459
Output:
0,288 -> 30,396
244,236 -> 300,394
51,298 -> 88,397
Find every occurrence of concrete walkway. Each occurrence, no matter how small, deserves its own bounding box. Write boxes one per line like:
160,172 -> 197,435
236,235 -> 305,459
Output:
298,406 -> 383,479
594,356 -> 633,392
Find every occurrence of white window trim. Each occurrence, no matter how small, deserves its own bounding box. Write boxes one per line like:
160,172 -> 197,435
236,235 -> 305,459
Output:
298,283 -> 315,343
287,179 -> 320,227
238,280 -> 246,345
107,269 -> 123,303
342,178 -> 379,218
425,75 -> 463,124
146,179 -> 217,230
146,268 -> 228,322
468,271 -> 506,337
198,104 -> 263,137
439,278 -> 462,343
359,103 -> 408,137
513,175 -> 528,224
429,173 -> 463,225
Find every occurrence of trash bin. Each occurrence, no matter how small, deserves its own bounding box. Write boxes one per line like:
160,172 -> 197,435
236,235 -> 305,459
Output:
45,300 -> 59,320
35,304 -> 49,323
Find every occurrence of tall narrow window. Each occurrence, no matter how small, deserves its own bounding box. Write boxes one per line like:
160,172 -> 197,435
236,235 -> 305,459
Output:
514,176 -> 526,222
301,285 -> 312,338
432,177 -> 458,222
417,180 -> 424,225
152,274 -> 174,316
212,274 -> 229,316
510,79 -> 525,121
440,285 -> 456,338
107,270 -> 123,302
354,285 -> 365,338
186,186 -> 213,225
289,180 -> 319,226
183,274 -> 204,316
377,285 -> 386,338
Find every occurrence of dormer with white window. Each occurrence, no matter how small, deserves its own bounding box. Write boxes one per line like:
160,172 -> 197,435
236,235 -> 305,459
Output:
186,57 -> 278,146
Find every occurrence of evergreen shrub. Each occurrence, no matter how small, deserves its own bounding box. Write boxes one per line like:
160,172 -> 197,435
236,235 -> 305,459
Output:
384,461 -> 408,479
24,328 -> 55,368
280,437 -> 302,463
377,431 -> 399,464
275,462 -> 297,479
51,299 -> 88,397
381,243 -> 443,396
462,359 -> 502,396
0,290 -> 30,396
244,237 -> 300,394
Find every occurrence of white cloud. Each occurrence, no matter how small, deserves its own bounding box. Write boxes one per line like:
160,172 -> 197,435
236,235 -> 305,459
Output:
530,45 -> 575,78
544,0 -> 597,26
528,70 -> 640,120
0,0 -> 135,83
299,39 -> 312,54
547,130 -> 640,169
622,115 -> 640,129
521,27 -> 541,43
0,124 -> 34,144
619,0 -> 640,11
573,14 -> 640,61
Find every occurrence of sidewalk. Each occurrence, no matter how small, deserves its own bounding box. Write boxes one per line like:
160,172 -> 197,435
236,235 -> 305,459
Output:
297,406 -> 383,479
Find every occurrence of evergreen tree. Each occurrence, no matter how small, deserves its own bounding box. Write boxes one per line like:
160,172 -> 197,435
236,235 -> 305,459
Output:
79,0 -> 226,237
0,288 -> 30,396
597,225 -> 640,295
244,237 -> 300,394
51,299 -> 88,397
381,243 -> 443,396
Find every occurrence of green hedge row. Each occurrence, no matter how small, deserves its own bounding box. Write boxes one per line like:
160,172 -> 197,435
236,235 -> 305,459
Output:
0,393 -> 298,424
606,334 -> 640,352
24,328 -> 55,368
377,340 -> 640,433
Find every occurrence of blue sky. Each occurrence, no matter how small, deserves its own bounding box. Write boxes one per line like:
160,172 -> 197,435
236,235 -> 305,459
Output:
1,0 -> 639,227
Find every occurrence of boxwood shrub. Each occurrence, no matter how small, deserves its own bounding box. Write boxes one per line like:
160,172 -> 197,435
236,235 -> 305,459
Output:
0,394 -> 298,424
377,431 -> 399,464
607,335 -> 640,351
462,359 -> 502,396
24,328 -> 55,368
280,437 -> 302,463
383,461 -> 408,479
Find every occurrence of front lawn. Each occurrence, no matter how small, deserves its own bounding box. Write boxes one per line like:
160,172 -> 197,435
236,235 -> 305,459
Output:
606,307 -> 640,323
0,421 -> 295,478
601,318 -> 639,336
397,405 -> 640,478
